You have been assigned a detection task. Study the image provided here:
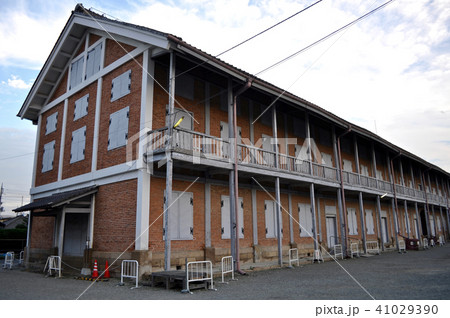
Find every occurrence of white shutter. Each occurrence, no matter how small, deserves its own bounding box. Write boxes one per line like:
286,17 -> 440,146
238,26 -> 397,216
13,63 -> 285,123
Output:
46,112 -> 58,135
70,126 -> 86,163
238,198 -> 244,239
220,121 -> 229,140
347,208 -> 358,235
74,94 -> 89,120
265,200 -> 275,238
42,141 -> 55,172
376,170 -> 383,180
221,196 -> 230,239
70,57 -> 84,89
108,107 -> 129,150
108,111 -> 119,150
179,192 -> 194,240
299,203 -> 313,237
111,70 -> 131,102
343,159 -> 353,172
365,210 -> 374,234
321,152 -> 332,166
86,43 -> 102,79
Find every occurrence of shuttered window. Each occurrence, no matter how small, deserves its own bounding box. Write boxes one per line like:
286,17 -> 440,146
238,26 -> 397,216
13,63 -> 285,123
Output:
45,112 -> 58,135
108,106 -> 129,150
70,126 -> 86,163
220,196 -> 244,239
111,70 -> 131,102
347,208 -> 358,235
74,94 -> 89,121
343,159 -> 353,172
85,43 -> 102,79
42,141 -> 55,172
69,57 -> 84,89
265,200 -> 282,238
365,209 -> 375,234
298,203 -> 313,237
163,191 -> 194,240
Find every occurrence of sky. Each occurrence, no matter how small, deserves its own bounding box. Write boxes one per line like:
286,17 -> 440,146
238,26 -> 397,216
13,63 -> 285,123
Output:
0,0 -> 449,215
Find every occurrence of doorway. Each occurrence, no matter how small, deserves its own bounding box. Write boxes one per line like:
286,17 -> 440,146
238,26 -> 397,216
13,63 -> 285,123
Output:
381,216 -> 389,244
63,213 -> 89,256
326,217 -> 337,248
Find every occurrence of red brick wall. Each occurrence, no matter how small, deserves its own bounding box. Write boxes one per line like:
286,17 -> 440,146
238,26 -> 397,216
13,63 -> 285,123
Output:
104,39 -> 136,67
89,33 -> 101,46
35,103 -> 64,187
30,217 -> 55,249
97,55 -> 143,170
93,179 -> 137,252
62,82 -> 97,179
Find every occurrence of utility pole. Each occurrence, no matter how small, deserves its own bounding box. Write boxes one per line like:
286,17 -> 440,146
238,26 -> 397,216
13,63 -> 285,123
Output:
0,183 -> 5,213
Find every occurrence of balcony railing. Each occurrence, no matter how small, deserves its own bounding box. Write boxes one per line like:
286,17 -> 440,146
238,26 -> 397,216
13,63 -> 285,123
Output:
146,128 -> 447,205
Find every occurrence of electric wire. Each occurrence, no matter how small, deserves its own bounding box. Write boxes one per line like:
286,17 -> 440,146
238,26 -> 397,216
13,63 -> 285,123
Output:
255,0 -> 396,76
174,0 -> 324,79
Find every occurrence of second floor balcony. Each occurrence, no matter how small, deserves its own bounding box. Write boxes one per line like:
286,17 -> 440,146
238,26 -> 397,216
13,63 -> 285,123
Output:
146,127 -> 448,206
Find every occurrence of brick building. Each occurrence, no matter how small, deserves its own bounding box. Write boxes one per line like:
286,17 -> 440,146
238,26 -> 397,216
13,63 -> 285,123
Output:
15,4 -> 450,275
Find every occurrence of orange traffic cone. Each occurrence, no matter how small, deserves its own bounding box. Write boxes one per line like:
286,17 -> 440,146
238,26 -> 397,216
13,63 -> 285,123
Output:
103,260 -> 110,278
92,260 -> 99,278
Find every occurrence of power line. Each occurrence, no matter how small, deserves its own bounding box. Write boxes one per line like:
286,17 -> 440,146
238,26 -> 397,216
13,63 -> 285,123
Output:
0,152 -> 35,161
174,0 -> 324,79
255,0 -> 396,76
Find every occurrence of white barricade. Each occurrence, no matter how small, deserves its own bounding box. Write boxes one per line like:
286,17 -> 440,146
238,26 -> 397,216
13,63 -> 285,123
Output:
3,252 -> 14,269
398,240 -> 406,253
350,243 -> 359,258
288,248 -> 299,267
430,238 -> 435,247
185,260 -> 215,294
366,241 -> 380,255
422,238 -> 429,249
221,256 -> 235,283
121,260 -> 139,289
333,244 -> 343,260
312,249 -> 323,263
44,255 -> 62,277
18,251 -> 24,265
439,235 -> 444,246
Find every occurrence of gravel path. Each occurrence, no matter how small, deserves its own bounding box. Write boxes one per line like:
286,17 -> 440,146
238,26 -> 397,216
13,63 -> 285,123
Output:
1,245 -> 449,300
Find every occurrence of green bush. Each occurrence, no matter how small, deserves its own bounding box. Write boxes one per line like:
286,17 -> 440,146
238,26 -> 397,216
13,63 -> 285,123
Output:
0,228 -> 27,239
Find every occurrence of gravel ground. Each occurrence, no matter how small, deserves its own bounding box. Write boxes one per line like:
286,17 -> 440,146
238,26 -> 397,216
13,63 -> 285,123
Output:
1,245 -> 449,300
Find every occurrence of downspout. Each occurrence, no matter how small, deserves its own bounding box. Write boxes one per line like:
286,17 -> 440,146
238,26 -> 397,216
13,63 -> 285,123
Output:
389,152 -> 401,250
336,125 -> 351,257
421,168 -> 432,239
233,79 -> 252,274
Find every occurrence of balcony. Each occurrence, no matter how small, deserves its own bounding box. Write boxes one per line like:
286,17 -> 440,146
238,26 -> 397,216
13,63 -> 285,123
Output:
146,128 -> 447,206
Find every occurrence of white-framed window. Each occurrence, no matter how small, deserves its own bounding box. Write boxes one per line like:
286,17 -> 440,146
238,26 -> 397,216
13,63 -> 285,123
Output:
111,70 -> 131,102
163,191 -> 194,240
298,203 -> 313,237
45,112 -> 58,135
74,94 -> 89,121
85,42 -> 102,80
343,159 -> 353,172
220,196 -> 244,239
69,56 -> 84,90
175,73 -> 194,100
365,209 -> 375,234
70,126 -> 86,163
265,200 -> 282,238
108,106 -> 129,150
347,208 -> 358,235
42,141 -> 55,172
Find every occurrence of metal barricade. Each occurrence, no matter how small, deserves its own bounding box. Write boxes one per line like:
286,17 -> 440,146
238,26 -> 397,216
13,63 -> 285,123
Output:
439,235 -> 444,246
312,249 -> 323,263
430,238 -> 435,247
18,251 -> 24,265
3,251 -> 14,269
120,260 -> 139,289
333,244 -> 343,260
288,248 -> 299,267
365,241 -> 380,255
221,256 -> 236,283
398,240 -> 406,253
350,243 -> 359,258
44,255 -> 62,277
422,238 -> 429,249
185,261 -> 215,294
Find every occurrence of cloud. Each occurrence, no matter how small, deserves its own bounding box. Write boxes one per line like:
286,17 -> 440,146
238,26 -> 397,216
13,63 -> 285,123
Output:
4,75 -> 32,89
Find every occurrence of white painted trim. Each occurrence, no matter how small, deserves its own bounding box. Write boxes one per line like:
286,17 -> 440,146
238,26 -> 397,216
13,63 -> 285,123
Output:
89,194 -> 95,249
58,99 -> 68,181
58,207 -> 66,258
40,45 -> 149,115
31,160 -> 138,198
31,115 -> 42,189
91,77 -> 102,172
65,208 -> 90,214
89,29 -> 146,50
